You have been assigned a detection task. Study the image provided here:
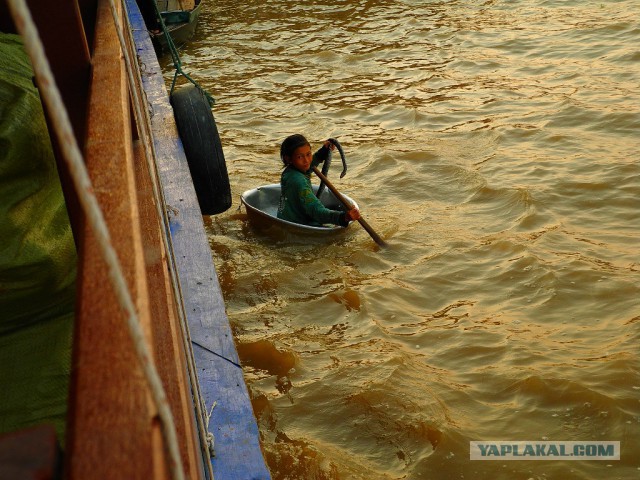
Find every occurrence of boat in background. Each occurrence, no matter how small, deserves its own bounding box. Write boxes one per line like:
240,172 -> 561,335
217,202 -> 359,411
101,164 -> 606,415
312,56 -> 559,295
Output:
139,0 -> 204,54
241,184 -> 358,239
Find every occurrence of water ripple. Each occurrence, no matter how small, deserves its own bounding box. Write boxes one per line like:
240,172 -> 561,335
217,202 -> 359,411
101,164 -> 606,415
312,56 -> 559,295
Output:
188,1 -> 640,477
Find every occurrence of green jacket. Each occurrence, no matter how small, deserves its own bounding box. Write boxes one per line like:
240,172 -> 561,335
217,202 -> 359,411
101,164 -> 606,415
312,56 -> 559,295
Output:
277,146 -> 347,227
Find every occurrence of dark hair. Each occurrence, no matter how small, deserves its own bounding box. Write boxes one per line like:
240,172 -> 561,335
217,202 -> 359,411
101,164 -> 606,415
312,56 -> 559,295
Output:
280,134 -> 310,165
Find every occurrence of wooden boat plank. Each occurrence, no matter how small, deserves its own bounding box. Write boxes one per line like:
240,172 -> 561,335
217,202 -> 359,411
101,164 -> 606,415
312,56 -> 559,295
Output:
21,0 -> 92,239
129,1 -> 271,477
123,6 -> 205,476
133,141 -> 205,479
65,1 -> 164,478
3,1 -> 214,478
26,0 -> 92,143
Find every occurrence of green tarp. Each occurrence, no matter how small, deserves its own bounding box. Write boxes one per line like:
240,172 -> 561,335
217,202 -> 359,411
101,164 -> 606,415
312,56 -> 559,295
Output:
0,33 -> 76,447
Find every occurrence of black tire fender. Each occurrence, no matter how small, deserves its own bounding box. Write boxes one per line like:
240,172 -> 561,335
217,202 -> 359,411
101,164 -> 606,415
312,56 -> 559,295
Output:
170,84 -> 232,215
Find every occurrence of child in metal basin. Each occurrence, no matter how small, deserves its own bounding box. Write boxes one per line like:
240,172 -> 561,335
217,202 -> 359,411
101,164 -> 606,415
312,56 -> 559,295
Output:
277,134 -> 360,227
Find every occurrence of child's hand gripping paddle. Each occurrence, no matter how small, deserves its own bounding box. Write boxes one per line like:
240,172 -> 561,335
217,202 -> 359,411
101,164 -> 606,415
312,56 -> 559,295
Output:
312,166 -> 388,248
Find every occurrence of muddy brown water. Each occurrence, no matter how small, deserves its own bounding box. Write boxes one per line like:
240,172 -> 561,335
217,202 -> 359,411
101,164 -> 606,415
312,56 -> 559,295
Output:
162,1 -> 639,478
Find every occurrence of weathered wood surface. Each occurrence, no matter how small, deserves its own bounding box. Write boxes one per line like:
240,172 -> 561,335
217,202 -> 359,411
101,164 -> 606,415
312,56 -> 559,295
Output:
26,0 -> 92,142
128,0 -> 272,477
62,0 -> 202,479
5,0 -> 213,478
133,139 -> 205,480
64,1 -> 165,478
24,0 -> 92,244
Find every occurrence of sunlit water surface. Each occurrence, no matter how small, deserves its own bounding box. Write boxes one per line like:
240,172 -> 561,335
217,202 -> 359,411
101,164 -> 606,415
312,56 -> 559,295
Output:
163,1 -> 639,478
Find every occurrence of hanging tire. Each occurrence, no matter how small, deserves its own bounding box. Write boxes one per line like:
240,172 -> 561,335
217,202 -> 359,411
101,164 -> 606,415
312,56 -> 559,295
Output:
170,84 -> 232,215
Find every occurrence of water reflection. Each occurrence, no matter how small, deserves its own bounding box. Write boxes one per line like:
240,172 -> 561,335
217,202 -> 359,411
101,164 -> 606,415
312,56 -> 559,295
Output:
186,1 -> 640,478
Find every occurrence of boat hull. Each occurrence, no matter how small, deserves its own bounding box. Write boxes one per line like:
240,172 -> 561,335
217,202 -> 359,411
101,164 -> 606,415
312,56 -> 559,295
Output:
151,1 -> 203,54
241,184 -> 358,239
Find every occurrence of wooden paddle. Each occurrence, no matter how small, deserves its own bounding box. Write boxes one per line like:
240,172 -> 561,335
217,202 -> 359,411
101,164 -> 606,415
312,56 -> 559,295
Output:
312,166 -> 388,247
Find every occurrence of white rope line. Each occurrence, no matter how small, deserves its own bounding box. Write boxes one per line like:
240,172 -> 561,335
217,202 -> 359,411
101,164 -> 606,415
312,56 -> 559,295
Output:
205,400 -> 217,456
112,1 -> 217,476
6,2 -> 185,479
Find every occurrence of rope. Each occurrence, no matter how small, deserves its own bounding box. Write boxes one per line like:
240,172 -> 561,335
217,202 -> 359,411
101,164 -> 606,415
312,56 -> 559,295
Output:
111,1 -> 219,475
116,2 -> 218,476
204,400 -> 217,457
6,1 -> 185,479
117,1 -> 219,474
151,0 -> 215,106
108,1 -> 221,479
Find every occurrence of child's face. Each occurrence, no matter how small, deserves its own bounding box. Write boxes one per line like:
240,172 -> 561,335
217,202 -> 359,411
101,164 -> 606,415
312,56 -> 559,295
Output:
287,144 -> 313,172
